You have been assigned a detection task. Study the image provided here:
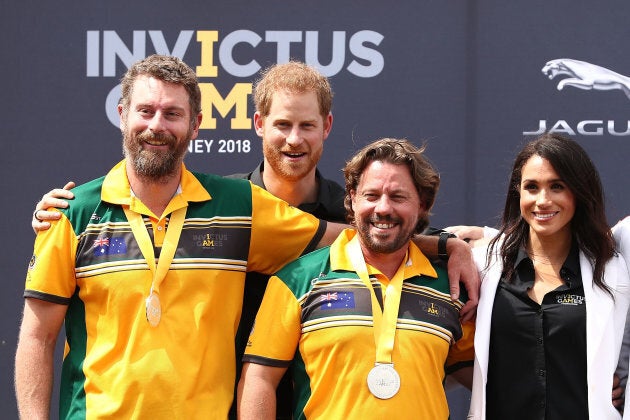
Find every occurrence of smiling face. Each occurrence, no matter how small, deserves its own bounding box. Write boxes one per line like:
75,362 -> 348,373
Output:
519,155 -> 576,242
119,75 -> 200,181
255,90 -> 332,182
351,160 -> 424,258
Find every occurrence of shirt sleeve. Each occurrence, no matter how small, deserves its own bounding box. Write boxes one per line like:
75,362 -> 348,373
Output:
614,217 -> 630,263
445,319 -> 475,372
247,184 -> 325,275
243,276 -> 302,367
25,212 -> 77,304
613,218 -> 630,387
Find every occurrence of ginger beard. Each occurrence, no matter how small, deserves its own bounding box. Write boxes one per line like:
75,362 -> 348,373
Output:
262,133 -> 323,182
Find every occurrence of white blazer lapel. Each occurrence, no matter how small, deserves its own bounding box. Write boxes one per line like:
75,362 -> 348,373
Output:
473,248 -> 502,383
581,251 -> 614,369
470,248 -> 503,419
475,263 -> 501,374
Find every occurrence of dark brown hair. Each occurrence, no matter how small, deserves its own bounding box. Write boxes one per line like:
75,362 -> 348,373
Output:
343,138 -> 440,234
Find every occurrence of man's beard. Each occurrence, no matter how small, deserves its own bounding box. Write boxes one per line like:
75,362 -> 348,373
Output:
262,141 -> 322,182
123,129 -> 189,181
356,215 -> 416,255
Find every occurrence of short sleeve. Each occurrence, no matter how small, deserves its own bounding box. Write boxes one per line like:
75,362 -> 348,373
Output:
25,213 -> 78,303
247,185 -> 323,275
445,319 -> 475,371
243,276 -> 302,366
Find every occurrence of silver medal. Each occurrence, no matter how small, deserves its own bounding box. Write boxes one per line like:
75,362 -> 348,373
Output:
145,293 -> 162,327
367,363 -> 400,399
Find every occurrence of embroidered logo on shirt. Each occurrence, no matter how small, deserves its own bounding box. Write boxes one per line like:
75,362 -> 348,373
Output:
320,291 -> 356,310
310,272 -> 327,286
425,302 -> 444,317
556,294 -> 585,305
193,233 -> 228,249
28,255 -> 36,271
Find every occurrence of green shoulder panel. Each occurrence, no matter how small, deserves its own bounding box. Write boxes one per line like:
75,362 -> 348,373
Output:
188,171 -> 253,218
275,246 -> 333,298
59,176 -> 106,236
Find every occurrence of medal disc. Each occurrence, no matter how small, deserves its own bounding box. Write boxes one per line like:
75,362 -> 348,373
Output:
146,293 -> 162,327
367,363 -> 400,399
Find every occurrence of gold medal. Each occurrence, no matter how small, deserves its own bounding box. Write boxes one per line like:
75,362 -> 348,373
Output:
367,363 -> 400,399
145,292 -> 162,327
125,207 -> 187,329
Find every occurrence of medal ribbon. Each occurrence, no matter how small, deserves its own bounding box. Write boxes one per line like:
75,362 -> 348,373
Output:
123,206 -> 187,299
347,234 -> 406,364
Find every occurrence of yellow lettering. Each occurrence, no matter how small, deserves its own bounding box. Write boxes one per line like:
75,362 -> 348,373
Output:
199,83 -> 252,129
196,31 -> 219,77
202,239 -> 214,247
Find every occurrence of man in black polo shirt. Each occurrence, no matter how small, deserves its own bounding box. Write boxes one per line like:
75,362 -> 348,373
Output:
228,61 -> 345,420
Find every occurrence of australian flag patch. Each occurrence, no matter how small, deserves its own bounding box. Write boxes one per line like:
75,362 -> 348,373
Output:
93,236 -> 127,256
320,291 -> 356,310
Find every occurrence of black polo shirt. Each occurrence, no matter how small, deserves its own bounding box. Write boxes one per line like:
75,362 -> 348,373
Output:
227,162 -> 346,420
486,243 -> 587,420
228,161 -> 347,223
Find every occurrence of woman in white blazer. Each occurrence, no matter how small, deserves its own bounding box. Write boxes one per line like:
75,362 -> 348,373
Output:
467,133 -> 630,420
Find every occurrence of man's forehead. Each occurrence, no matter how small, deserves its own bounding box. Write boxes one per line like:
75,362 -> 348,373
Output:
129,76 -> 190,106
357,162 -> 415,188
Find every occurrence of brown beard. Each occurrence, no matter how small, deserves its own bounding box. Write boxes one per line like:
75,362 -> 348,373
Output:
123,129 -> 190,181
356,215 -> 415,254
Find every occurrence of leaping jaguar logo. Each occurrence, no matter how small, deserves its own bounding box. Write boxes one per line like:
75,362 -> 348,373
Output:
542,58 -> 630,100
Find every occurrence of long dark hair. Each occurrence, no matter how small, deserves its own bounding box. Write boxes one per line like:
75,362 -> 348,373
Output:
487,133 -> 614,293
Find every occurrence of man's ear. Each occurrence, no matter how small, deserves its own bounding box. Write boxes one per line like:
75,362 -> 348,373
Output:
118,104 -> 127,132
254,112 -> 264,138
190,112 -> 202,140
322,112 -> 333,141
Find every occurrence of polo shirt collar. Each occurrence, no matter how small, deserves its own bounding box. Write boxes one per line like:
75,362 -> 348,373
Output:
514,239 -> 582,287
515,241 -> 580,274
251,160 -> 342,214
101,159 -> 211,215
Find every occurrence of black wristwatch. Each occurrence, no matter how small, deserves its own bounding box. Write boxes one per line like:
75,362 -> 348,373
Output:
438,231 -> 456,260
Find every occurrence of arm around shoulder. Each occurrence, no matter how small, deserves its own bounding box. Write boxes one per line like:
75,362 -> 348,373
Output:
410,234 -> 480,322
316,222 -> 348,249
446,237 -> 480,322
31,182 -> 76,234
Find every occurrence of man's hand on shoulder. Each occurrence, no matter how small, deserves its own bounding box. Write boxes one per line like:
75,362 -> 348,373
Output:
412,233 -> 479,322
446,237 -> 479,322
32,182 -> 75,234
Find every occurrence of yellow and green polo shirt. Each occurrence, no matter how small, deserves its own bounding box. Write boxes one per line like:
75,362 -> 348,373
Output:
25,159 -> 324,419
244,229 -> 474,419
